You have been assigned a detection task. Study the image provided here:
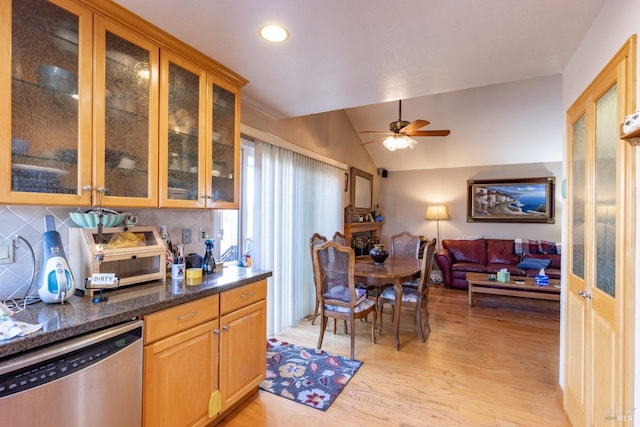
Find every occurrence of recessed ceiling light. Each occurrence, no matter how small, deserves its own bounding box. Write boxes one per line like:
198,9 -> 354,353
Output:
259,24 -> 289,42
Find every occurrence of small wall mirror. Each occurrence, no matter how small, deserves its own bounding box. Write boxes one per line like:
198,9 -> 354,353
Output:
350,167 -> 373,214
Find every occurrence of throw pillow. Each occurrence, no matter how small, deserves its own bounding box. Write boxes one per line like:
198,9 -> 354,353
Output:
517,257 -> 552,270
538,240 -> 561,254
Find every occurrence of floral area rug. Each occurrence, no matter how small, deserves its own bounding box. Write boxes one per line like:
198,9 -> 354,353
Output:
259,338 -> 363,411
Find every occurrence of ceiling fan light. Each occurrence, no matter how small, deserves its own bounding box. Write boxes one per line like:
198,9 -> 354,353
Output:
383,134 -> 417,151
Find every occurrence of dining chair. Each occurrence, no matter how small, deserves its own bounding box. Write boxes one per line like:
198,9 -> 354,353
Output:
309,233 -> 328,325
312,241 -> 377,359
332,231 -> 347,246
391,231 -> 421,259
378,237 -> 437,342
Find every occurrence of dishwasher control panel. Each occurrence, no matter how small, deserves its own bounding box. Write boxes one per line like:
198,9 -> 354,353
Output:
0,325 -> 142,399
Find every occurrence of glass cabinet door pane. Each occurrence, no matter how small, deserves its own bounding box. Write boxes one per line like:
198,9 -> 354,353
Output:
103,31 -> 150,198
211,85 -> 237,204
571,115 -> 586,279
594,83 -> 617,297
11,0 -> 81,195
167,62 -> 200,201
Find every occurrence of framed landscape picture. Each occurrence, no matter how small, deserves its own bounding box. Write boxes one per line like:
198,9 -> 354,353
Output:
467,177 -> 555,223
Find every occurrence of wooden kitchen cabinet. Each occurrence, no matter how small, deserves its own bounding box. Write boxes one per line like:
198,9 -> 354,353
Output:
143,294 -> 220,427
93,15 -> 159,207
159,51 -> 241,209
2,0 -> 245,208
1,0 -> 93,205
219,280 -> 267,411
159,51 -> 207,208
143,280 -> 266,426
207,77 -> 241,208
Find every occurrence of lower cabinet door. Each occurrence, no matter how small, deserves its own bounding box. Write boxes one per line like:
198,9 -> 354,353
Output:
143,319 -> 219,427
219,299 -> 267,411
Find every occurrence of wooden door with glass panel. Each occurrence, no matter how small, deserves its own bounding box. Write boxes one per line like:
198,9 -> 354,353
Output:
159,50 -> 207,208
93,16 -> 159,207
207,77 -> 240,208
1,0 -> 92,205
564,36 -> 635,426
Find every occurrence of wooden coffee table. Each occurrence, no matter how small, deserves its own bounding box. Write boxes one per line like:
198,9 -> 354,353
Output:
466,272 -> 561,306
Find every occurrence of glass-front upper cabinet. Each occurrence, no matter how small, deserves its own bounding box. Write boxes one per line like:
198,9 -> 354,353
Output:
208,78 -> 240,208
159,51 -> 207,208
93,16 -> 159,207
1,0 -> 93,205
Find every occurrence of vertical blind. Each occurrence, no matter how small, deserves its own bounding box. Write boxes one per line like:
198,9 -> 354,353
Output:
258,143 -> 344,336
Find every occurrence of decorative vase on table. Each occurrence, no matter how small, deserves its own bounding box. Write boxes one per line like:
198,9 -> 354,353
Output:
369,244 -> 389,265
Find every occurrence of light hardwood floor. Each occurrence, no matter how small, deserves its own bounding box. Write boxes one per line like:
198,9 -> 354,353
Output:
217,286 -> 571,427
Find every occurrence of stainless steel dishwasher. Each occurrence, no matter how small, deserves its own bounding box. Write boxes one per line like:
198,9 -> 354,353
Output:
0,320 -> 143,427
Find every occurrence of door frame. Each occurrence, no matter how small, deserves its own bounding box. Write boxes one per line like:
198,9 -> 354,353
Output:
563,35 -> 636,425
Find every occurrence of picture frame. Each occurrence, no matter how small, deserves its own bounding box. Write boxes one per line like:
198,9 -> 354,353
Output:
350,167 -> 373,214
467,177 -> 555,223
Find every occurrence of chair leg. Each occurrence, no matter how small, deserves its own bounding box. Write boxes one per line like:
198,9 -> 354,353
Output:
416,302 -> 425,343
311,298 -> 320,325
317,315 -> 327,350
424,297 -> 431,333
349,317 -> 356,360
370,310 -> 377,344
377,300 -> 384,334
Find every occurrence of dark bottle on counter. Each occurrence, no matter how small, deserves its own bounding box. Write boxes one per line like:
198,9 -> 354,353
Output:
202,239 -> 216,274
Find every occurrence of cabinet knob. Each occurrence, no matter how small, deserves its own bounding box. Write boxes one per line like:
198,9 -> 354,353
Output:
222,325 -> 230,331
214,329 -> 220,335
82,185 -> 92,191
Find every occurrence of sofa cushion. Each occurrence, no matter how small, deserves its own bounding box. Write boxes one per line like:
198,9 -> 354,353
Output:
523,253 -> 561,269
486,239 -> 520,264
443,239 -> 486,265
517,257 -> 551,270
452,262 -> 486,273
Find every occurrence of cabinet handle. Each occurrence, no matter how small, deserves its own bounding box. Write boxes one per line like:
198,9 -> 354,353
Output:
177,311 -> 198,320
82,185 -> 92,192
223,325 -> 230,331
240,291 -> 255,299
214,329 -> 220,334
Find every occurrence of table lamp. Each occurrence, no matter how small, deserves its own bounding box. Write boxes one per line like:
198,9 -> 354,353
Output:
425,205 -> 450,249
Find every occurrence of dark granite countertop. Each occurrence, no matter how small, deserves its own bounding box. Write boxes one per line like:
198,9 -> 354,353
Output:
0,266 -> 272,360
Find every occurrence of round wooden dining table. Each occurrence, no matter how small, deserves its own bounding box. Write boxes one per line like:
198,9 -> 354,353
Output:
354,256 -> 421,350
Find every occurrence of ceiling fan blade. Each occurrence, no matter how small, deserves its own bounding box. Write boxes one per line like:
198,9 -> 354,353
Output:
408,130 -> 451,137
360,130 -> 394,135
400,119 -> 430,134
362,136 -> 388,145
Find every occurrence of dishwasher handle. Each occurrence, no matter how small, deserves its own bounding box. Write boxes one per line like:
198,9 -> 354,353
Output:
0,320 -> 143,376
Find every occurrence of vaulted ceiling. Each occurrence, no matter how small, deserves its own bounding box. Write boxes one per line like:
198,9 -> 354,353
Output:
114,0 -> 604,165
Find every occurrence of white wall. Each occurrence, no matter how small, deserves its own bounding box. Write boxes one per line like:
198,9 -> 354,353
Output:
352,74 -> 564,171
377,162 -> 562,246
562,0 -> 640,419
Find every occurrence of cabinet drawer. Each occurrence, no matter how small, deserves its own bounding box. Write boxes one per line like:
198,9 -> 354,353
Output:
220,280 -> 267,315
144,294 -> 219,344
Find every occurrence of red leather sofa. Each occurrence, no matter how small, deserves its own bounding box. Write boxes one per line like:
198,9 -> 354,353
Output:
434,238 -> 561,290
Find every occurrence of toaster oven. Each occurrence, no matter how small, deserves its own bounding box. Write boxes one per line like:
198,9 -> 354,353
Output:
69,226 -> 166,297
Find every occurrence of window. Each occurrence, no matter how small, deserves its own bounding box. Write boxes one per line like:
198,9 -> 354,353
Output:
218,131 -> 345,335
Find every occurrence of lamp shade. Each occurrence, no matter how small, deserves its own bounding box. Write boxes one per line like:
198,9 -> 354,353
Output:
425,205 -> 450,221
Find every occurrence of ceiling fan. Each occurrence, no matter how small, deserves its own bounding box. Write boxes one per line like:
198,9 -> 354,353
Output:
360,100 -> 450,151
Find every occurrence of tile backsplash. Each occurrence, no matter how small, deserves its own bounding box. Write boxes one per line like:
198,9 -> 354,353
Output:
0,205 -> 214,300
